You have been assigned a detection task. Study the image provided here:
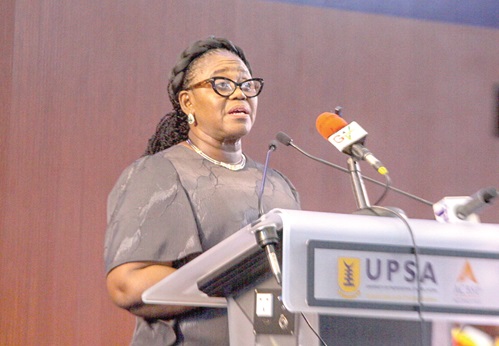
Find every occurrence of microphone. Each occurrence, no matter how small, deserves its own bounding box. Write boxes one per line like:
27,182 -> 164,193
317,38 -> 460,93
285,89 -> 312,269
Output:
315,112 -> 388,175
255,140 -> 282,285
455,187 -> 497,220
275,131 -> 292,146
433,187 -> 497,223
276,131 -> 434,206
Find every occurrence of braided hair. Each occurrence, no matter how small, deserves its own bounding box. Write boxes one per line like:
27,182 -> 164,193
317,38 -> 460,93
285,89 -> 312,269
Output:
144,37 -> 253,155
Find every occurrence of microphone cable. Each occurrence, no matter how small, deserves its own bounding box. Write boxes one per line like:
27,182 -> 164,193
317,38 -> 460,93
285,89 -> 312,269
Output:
300,312 -> 328,346
374,173 -> 392,206
367,205 -> 427,346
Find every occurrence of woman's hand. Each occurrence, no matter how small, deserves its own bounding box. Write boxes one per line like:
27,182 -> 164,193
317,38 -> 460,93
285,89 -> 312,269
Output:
106,261 -> 192,319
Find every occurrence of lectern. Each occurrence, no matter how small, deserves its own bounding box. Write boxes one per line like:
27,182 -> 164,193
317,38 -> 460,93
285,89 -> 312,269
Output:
142,209 -> 499,345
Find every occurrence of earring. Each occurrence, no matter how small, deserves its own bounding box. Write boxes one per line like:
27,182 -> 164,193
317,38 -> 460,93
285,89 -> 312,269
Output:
187,113 -> 196,125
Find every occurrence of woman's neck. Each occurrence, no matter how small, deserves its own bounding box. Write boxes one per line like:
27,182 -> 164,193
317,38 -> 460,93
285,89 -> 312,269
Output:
185,133 -> 243,164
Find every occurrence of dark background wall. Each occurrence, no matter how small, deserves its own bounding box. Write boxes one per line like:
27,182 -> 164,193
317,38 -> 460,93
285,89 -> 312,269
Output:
1,0 -> 497,344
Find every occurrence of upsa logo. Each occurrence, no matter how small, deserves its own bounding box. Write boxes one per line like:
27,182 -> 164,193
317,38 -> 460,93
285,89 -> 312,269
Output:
338,257 -> 361,298
332,126 -> 353,143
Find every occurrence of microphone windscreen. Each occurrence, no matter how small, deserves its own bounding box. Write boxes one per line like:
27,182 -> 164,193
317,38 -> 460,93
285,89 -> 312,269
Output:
276,132 -> 293,146
316,112 -> 348,139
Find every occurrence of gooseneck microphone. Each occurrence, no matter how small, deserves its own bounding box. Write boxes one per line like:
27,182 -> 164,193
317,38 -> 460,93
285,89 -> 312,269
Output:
276,132 -> 350,175
316,112 -> 388,175
455,187 -> 497,220
255,140 -> 282,285
276,131 -> 434,207
258,140 -> 278,217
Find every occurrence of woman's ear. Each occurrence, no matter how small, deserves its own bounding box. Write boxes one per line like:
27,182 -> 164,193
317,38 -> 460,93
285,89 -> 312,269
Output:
178,90 -> 193,115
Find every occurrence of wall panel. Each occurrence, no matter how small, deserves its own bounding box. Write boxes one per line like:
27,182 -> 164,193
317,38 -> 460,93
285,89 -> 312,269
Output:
0,0 -> 20,344
0,0 -> 497,344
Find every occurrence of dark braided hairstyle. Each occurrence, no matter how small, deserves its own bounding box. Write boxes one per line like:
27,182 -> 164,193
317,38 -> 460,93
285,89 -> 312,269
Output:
144,37 -> 253,156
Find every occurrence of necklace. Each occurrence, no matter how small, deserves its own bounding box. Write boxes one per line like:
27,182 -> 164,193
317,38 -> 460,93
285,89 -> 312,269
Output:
186,139 -> 246,171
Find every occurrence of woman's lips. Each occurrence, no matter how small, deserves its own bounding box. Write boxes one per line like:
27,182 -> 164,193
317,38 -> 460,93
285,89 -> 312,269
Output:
228,106 -> 250,115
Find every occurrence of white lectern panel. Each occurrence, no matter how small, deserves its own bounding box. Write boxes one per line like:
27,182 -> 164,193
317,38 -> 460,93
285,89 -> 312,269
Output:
276,209 -> 499,325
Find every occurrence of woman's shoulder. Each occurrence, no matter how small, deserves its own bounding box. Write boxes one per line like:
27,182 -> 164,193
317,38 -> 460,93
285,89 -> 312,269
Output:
113,145 -> 190,187
130,144 -> 188,169
107,146 -> 190,212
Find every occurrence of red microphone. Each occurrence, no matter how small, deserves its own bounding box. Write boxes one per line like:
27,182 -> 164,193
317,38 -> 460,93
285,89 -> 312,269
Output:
315,112 -> 388,175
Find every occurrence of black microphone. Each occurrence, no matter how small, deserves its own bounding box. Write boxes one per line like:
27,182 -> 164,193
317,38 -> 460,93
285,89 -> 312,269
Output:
276,131 -> 434,207
275,131 -> 292,146
255,140 -> 282,285
455,187 -> 497,220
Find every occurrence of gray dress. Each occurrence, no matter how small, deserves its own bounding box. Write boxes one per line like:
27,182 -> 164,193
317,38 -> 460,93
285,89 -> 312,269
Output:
104,144 -> 300,345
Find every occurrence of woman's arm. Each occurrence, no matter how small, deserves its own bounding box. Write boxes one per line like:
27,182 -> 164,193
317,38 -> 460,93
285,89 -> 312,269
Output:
106,261 -> 193,319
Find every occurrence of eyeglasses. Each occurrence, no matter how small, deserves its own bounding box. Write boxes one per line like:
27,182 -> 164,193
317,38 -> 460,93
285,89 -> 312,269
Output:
187,77 -> 264,98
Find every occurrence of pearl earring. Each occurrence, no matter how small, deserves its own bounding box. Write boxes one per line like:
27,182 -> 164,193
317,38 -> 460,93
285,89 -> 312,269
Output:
187,113 -> 196,125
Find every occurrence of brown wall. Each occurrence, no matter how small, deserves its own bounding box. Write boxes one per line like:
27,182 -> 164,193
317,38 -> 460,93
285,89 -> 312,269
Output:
1,0 -> 498,344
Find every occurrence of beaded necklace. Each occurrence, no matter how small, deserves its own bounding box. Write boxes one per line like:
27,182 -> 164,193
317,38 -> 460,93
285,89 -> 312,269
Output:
186,139 -> 246,171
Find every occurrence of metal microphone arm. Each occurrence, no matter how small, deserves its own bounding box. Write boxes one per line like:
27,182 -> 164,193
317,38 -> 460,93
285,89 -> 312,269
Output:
258,141 -> 277,217
347,157 -> 371,209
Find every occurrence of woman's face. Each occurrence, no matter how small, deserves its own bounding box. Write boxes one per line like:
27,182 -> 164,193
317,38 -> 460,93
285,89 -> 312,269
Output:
179,50 -> 258,144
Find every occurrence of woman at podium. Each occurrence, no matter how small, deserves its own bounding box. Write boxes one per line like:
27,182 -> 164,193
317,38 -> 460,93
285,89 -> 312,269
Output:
103,37 -> 300,345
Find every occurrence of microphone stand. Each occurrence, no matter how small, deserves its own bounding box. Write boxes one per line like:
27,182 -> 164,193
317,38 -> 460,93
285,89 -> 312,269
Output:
347,157 -> 371,209
348,156 -> 406,218
347,151 -> 426,341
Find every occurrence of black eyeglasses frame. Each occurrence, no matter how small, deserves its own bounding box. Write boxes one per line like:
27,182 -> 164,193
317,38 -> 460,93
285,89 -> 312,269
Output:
186,76 -> 264,98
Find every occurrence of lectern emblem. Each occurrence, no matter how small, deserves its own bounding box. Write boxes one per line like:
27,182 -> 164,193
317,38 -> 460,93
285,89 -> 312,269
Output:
338,257 -> 360,298
457,260 -> 478,284
453,260 -> 481,304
